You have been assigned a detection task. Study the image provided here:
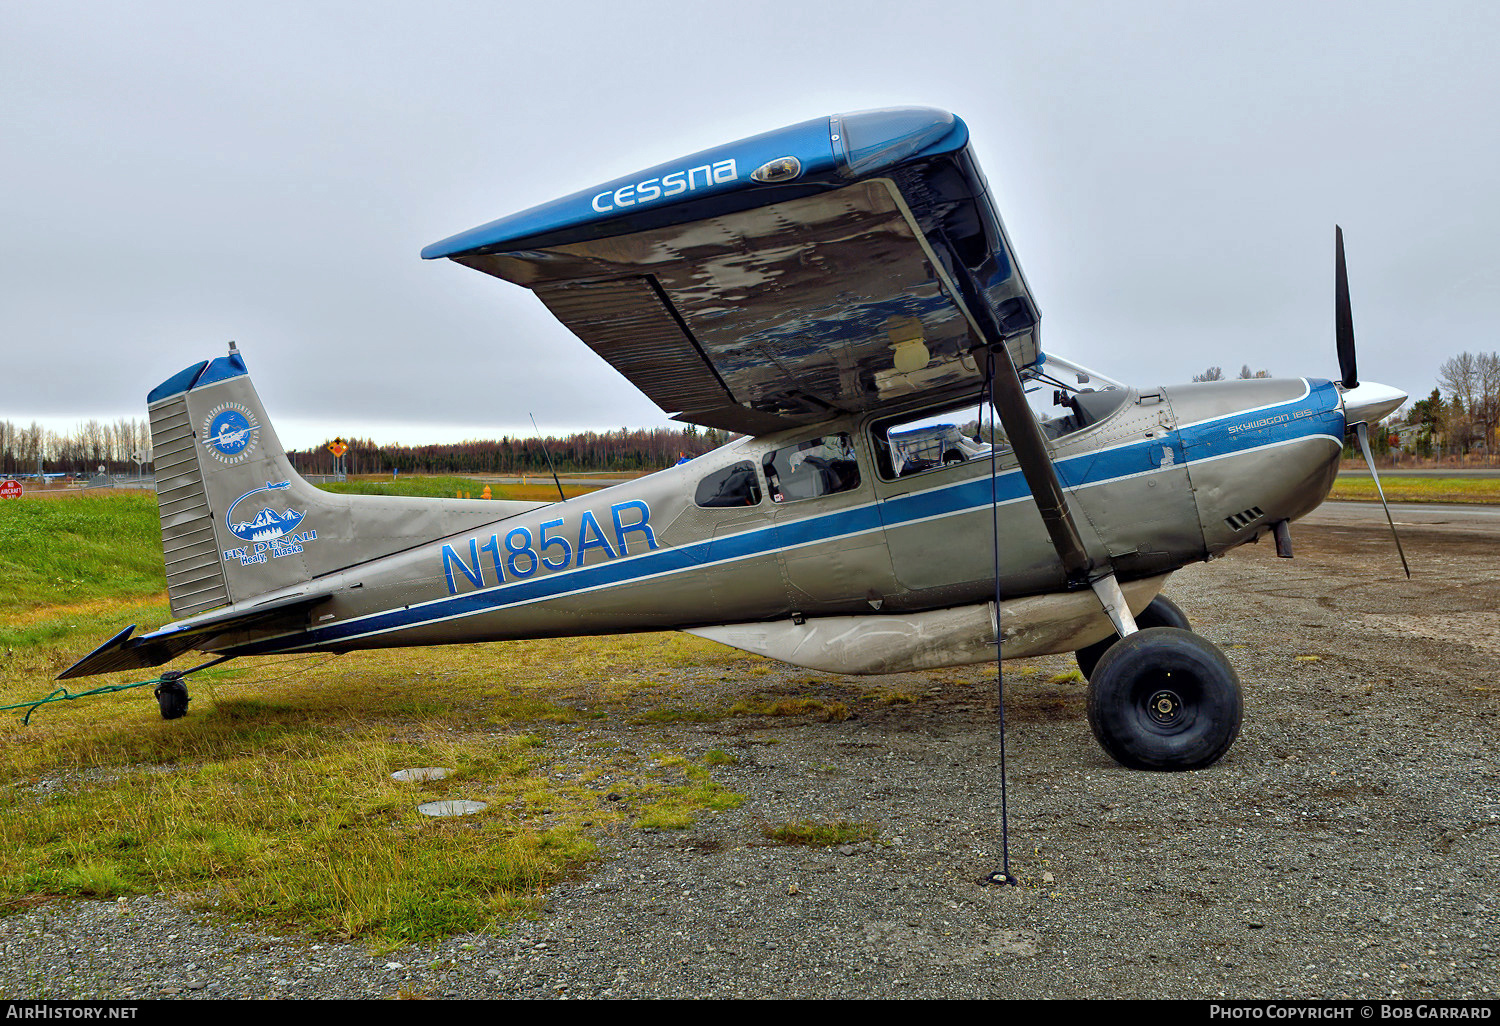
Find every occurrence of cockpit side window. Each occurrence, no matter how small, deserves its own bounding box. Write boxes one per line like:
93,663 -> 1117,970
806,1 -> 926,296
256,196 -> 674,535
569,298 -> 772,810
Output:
872,400 -> 1006,480
695,460 -> 762,508
762,433 -> 861,503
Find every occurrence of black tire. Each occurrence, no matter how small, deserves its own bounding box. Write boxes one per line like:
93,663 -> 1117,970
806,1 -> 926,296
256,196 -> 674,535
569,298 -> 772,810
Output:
942,449 -> 966,466
1074,594 -> 1191,680
1086,627 -> 1241,771
154,678 -> 190,720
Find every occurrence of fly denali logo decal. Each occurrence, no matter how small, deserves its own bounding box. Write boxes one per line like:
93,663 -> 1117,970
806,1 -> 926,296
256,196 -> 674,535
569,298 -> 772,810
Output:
202,402 -> 260,464
591,159 -> 738,213
222,481 -> 317,566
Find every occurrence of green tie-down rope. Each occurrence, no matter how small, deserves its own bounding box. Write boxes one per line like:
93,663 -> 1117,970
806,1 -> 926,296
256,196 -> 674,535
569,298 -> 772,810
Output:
2,676 -> 170,726
3,653 -> 324,725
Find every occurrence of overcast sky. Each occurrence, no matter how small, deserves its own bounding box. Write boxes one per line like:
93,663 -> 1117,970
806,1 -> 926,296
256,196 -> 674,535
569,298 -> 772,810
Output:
4,1 -> 1498,447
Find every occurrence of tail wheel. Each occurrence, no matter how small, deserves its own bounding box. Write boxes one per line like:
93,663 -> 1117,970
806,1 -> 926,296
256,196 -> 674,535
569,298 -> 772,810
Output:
1075,594 -> 1191,680
1086,627 -> 1241,771
154,676 -> 190,720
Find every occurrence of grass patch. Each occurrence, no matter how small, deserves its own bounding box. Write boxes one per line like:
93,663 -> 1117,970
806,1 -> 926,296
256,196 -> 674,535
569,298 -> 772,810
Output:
1328,476 -> 1500,504
317,476 -> 596,502
0,631 -> 757,946
0,493 -> 164,612
632,755 -> 743,829
0,731 -> 603,943
0,484 -> 769,946
761,820 -> 879,847
630,707 -> 728,724
729,697 -> 850,722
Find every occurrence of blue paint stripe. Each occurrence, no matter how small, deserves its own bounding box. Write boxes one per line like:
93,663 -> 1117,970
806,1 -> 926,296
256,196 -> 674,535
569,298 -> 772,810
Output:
191,352 -> 249,390
221,382 -> 1343,655
1181,379 -> 1343,458
146,361 -> 210,403
146,353 -> 252,403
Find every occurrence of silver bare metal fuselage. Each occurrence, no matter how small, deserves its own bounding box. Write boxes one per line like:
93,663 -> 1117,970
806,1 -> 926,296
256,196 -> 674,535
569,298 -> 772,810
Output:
212,376 -> 1344,667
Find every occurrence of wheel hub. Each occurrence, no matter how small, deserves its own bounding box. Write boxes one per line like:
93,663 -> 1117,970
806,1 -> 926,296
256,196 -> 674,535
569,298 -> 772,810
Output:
1146,688 -> 1183,725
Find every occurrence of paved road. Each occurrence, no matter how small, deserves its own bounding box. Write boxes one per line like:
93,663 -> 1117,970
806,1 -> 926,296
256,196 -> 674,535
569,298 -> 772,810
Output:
1338,467 -> 1500,477
1302,501 -> 1500,560
1310,500 -> 1500,523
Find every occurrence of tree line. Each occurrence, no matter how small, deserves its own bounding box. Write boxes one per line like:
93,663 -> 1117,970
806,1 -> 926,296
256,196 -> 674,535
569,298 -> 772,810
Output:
285,425 -> 731,476
0,418 -> 732,479
1402,351 -> 1500,458
1192,365 -> 1272,381
0,418 -> 152,476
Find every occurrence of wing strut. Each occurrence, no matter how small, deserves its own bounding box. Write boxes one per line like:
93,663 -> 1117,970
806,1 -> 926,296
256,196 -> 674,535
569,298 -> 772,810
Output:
983,347 -> 1091,581
981,346 -> 1138,637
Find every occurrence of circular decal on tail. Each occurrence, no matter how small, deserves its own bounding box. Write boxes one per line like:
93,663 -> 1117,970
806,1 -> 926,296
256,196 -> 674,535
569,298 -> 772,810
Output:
202,402 -> 260,464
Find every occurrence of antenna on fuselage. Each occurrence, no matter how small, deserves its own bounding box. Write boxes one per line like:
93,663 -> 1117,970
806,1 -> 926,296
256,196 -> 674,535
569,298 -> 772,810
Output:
529,413 -> 567,503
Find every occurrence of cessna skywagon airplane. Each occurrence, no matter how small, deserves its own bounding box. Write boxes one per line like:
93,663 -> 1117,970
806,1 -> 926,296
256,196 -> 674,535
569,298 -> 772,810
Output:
62,108 -> 1408,771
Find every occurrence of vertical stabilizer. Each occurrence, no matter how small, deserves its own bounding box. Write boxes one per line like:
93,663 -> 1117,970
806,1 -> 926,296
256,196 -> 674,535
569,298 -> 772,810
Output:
146,346 -> 544,619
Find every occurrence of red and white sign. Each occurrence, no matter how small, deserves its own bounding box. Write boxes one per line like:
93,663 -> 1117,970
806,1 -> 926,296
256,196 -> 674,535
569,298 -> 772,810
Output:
0,480 -> 23,499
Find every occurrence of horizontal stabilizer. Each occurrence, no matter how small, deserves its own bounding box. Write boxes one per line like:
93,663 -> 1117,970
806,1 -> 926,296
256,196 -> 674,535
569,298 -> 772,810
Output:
56,589 -> 334,680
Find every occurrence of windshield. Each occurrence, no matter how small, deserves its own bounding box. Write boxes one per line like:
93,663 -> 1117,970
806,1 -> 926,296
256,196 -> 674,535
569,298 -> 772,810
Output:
869,353 -> 1132,479
1021,353 -> 1130,439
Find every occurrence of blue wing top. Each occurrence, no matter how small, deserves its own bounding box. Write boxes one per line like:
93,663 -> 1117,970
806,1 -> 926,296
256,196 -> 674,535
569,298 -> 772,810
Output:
424,107 -> 1040,434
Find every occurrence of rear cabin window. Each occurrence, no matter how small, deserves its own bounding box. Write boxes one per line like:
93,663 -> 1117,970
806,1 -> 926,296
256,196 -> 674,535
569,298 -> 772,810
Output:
762,434 -> 861,503
695,461 -> 762,508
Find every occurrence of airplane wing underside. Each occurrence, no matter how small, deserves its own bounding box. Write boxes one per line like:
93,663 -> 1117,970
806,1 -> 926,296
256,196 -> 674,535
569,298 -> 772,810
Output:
423,108 -> 1041,434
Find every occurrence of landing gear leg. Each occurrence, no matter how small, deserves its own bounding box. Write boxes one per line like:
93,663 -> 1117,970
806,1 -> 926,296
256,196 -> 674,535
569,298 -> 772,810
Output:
1086,627 -> 1241,770
1075,594 -> 1191,679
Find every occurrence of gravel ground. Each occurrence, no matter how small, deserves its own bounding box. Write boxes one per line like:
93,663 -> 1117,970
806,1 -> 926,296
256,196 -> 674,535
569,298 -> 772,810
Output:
2,508 -> 1497,1000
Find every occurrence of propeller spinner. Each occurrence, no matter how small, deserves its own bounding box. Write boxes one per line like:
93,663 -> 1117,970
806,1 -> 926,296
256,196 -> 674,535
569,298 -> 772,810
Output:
1334,225 -> 1411,578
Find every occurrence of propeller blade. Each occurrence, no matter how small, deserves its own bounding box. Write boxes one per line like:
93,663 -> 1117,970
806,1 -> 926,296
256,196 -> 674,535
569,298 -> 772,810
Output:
1335,225 -> 1358,390
1353,420 -> 1411,579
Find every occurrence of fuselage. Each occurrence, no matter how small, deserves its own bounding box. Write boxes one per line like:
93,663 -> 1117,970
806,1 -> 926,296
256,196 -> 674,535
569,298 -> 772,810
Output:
211,374 -> 1347,662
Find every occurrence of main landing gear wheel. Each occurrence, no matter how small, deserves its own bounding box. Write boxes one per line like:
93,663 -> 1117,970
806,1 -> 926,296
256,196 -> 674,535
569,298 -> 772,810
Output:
1086,627 -> 1242,771
1074,594 -> 1191,680
154,672 -> 190,720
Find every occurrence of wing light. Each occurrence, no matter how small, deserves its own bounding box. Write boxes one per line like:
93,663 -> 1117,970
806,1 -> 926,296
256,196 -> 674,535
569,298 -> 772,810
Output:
751,156 -> 802,183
